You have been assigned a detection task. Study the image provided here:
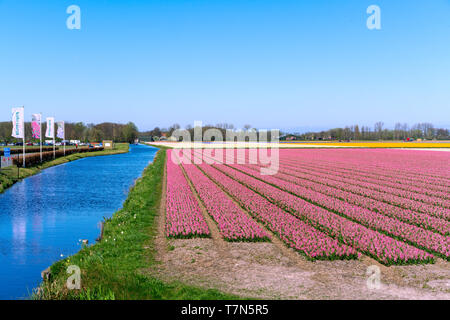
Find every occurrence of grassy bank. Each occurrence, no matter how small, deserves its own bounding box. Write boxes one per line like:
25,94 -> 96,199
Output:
0,144 -> 129,193
34,147 -> 239,300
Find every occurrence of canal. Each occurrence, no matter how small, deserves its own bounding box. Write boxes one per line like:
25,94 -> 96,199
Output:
0,144 -> 158,299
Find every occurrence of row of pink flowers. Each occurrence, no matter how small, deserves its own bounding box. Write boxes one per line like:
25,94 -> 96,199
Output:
277,160 -> 450,220
212,163 -> 439,264
279,149 -> 450,193
280,155 -> 450,201
202,149 -> 449,212
261,163 -> 450,234
281,160 -> 450,210
217,149 -> 449,194
182,162 -> 269,242
165,150 -> 210,238
281,149 -> 450,179
197,162 -> 357,260
280,158 -> 450,206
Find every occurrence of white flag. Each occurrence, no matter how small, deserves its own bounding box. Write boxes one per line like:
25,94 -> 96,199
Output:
12,107 -> 25,139
45,117 -> 55,138
57,121 -> 65,139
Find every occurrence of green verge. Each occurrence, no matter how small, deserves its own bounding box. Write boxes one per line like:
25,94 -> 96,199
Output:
0,144 -> 129,194
34,147 -> 241,300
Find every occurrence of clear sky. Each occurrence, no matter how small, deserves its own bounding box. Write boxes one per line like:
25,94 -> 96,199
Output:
1,0 -> 449,132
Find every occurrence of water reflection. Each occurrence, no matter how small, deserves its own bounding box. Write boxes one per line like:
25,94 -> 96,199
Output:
12,216 -> 27,264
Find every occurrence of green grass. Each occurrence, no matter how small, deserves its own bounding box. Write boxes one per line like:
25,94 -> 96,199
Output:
0,144 -> 129,194
0,166 -> 38,193
34,147 -> 241,300
39,143 -> 129,169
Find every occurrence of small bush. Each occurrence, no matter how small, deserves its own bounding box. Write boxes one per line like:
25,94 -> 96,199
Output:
1,147 -> 56,156
13,148 -> 104,167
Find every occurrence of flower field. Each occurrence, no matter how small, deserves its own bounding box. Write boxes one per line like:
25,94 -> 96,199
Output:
165,151 -> 210,238
182,161 -> 270,242
165,148 -> 449,266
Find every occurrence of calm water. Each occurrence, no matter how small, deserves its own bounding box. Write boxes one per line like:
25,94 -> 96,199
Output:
0,144 -> 158,299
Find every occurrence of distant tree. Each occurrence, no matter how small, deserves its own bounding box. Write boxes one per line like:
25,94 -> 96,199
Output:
89,128 -> 103,142
152,127 -> 162,137
168,123 -> 181,137
374,121 -> 384,139
122,122 -> 139,143
394,122 -> 402,140
353,125 -> 360,140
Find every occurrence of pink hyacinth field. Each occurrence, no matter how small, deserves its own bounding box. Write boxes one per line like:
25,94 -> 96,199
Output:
160,148 -> 449,299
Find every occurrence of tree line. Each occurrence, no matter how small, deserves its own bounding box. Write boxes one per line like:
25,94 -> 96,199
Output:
139,123 -> 253,141
0,121 -> 139,143
141,122 -> 450,142
139,123 -> 282,142
288,122 -> 450,141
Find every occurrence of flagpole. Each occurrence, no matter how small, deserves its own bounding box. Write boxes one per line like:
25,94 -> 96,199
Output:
22,106 -> 25,168
63,122 -> 66,156
40,113 -> 42,163
53,123 -> 56,159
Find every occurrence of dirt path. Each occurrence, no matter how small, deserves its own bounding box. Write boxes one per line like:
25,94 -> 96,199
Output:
147,154 -> 450,300
152,152 -> 168,266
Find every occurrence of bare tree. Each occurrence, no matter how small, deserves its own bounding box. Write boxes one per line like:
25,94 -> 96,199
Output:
394,122 -> 402,140
374,122 -> 384,139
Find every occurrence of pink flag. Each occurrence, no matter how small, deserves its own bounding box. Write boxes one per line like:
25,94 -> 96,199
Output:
31,114 -> 41,139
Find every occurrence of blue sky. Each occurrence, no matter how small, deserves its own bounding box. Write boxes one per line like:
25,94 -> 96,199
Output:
0,0 -> 449,132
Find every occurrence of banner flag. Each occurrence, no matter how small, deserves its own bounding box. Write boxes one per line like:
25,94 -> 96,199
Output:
11,107 -> 24,139
45,117 -> 55,138
31,114 -> 42,139
57,121 -> 65,139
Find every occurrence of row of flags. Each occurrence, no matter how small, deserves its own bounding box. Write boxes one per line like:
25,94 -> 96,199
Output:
12,108 -> 65,140
10,107 -> 65,167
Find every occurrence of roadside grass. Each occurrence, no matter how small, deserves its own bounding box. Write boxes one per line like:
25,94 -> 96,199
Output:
39,143 -> 129,170
34,147 -> 241,300
0,143 -> 129,194
0,166 -> 38,193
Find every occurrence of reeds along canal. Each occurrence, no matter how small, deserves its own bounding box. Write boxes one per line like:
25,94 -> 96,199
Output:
0,144 -> 158,299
